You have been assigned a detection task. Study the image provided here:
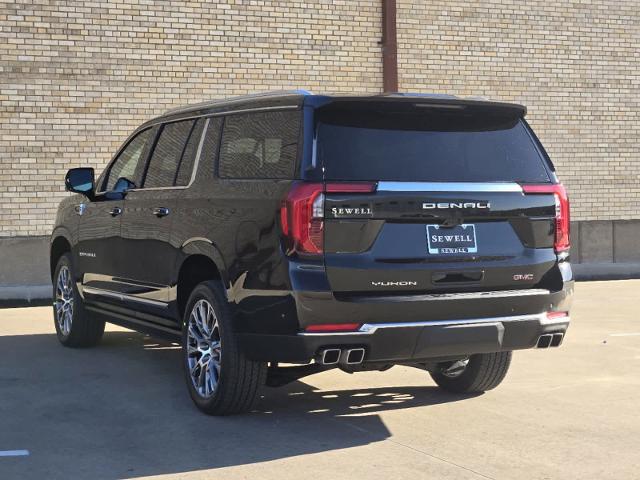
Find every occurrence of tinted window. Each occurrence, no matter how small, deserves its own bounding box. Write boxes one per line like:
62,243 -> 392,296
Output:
175,119 -> 204,186
104,128 -> 154,192
317,116 -> 550,183
219,110 -> 300,179
144,120 -> 195,188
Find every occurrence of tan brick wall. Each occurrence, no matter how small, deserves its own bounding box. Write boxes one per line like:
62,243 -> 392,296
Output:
1,1 -> 638,237
0,0 -> 382,236
397,0 -> 640,222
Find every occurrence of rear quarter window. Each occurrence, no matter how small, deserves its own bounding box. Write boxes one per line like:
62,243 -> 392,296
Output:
218,110 -> 300,179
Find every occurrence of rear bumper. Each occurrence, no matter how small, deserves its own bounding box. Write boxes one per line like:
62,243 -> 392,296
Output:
239,264 -> 573,363
238,308 -> 571,364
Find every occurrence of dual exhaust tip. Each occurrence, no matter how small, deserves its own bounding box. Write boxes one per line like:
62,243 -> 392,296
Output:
318,348 -> 365,366
536,333 -> 564,348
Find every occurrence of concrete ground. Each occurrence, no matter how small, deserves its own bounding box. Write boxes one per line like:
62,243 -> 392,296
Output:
0,281 -> 638,480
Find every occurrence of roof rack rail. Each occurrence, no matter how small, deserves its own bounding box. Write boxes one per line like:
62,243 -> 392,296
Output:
163,89 -> 313,115
465,95 -> 490,101
377,92 -> 459,100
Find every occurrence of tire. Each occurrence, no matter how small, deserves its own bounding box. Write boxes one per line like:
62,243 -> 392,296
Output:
182,281 -> 267,415
52,253 -> 105,347
430,351 -> 512,394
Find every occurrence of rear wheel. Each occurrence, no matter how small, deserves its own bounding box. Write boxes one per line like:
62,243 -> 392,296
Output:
430,351 -> 512,393
53,253 -> 105,347
182,281 -> 267,415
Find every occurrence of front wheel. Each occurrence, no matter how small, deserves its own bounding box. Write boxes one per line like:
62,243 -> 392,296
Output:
430,351 -> 512,393
182,281 -> 267,415
52,253 -> 105,347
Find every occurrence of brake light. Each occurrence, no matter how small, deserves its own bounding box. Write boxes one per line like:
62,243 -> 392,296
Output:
325,182 -> 376,193
280,182 -> 376,256
305,323 -> 361,333
522,183 -> 570,253
546,311 -> 568,320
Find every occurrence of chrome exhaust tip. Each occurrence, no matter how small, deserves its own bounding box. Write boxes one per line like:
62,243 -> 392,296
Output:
536,334 -> 553,348
343,348 -> 365,365
550,333 -> 564,347
318,348 -> 341,365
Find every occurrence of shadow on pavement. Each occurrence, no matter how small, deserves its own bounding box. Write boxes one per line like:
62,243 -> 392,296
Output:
0,330 -> 475,479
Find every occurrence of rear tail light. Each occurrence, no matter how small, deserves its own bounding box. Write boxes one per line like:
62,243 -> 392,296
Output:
522,183 -> 570,253
280,182 -> 376,256
280,183 -> 325,255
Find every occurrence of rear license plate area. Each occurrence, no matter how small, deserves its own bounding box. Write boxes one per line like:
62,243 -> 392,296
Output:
426,224 -> 477,254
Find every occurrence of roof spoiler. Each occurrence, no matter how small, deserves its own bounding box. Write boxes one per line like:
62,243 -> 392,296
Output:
309,94 -> 527,117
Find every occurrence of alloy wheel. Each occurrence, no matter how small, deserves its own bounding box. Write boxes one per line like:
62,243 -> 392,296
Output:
55,265 -> 74,336
186,299 -> 222,398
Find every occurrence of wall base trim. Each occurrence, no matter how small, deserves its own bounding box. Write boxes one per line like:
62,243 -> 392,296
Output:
572,263 -> 640,281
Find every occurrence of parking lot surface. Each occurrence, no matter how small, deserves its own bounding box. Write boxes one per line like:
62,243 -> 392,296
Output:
1,280 -> 639,479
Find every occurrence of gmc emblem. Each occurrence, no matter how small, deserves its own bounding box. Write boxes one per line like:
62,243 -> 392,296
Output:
513,274 -> 534,281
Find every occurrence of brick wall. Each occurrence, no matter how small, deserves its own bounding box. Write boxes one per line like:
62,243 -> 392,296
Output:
1,0 -> 638,237
397,0 -> 640,222
0,0 -> 382,236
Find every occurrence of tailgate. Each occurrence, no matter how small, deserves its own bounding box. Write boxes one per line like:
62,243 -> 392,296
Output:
324,182 -> 558,295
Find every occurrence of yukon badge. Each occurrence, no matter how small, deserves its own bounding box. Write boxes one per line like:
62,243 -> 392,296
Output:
371,281 -> 418,287
423,201 -> 490,210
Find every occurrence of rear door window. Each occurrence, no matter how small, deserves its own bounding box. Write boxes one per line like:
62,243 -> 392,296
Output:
218,110 -> 300,179
144,119 -> 196,188
317,113 -> 550,183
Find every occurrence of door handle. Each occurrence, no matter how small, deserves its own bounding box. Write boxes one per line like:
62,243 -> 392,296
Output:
153,207 -> 170,217
108,206 -> 122,217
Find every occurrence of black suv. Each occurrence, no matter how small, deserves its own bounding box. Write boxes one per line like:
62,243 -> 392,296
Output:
51,91 -> 573,415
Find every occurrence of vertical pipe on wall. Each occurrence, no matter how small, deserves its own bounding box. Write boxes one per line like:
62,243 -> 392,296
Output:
381,0 -> 398,92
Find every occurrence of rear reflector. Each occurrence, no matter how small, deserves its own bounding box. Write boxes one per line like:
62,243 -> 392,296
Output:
546,311 -> 568,320
522,183 -> 570,253
305,323 -> 361,333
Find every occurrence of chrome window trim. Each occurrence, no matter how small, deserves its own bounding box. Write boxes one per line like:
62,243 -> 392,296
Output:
299,312 -> 570,337
376,182 -> 524,193
82,285 -> 168,308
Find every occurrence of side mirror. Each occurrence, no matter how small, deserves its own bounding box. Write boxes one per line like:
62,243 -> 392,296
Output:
65,168 -> 95,197
112,177 -> 136,193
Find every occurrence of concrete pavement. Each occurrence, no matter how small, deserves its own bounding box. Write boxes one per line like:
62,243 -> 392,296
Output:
1,280 -> 639,479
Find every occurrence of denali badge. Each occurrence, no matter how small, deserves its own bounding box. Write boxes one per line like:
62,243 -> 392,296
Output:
371,281 -> 418,287
422,201 -> 490,210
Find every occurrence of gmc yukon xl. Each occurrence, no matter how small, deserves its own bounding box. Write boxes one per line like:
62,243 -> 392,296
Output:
51,91 -> 573,415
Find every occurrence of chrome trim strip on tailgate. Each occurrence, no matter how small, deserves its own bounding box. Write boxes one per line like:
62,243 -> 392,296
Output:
377,181 -> 523,193
300,312 -> 570,336
340,289 -> 551,303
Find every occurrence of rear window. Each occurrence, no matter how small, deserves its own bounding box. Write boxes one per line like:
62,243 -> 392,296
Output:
317,113 -> 550,183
